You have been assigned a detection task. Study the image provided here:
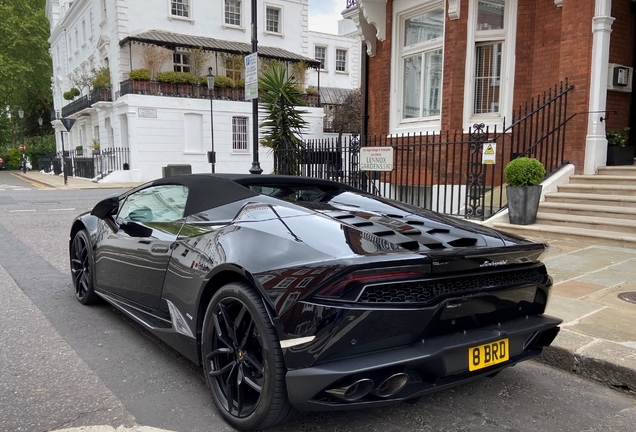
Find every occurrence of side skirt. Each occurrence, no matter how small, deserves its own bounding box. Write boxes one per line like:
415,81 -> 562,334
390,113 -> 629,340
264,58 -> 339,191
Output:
96,291 -> 201,365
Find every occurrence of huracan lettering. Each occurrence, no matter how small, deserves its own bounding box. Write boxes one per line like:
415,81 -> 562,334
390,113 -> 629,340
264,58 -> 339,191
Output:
480,260 -> 508,268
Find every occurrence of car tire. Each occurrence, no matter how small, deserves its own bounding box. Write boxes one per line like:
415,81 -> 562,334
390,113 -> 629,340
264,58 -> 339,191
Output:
70,230 -> 99,305
201,282 -> 299,431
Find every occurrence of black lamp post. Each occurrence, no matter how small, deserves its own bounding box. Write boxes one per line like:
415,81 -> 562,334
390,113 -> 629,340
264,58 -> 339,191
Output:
206,68 -> 216,173
37,116 -> 43,146
249,0 -> 262,174
18,107 -> 25,173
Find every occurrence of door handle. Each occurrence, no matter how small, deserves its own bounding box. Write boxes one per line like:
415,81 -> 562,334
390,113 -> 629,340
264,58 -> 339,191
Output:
151,244 -> 169,253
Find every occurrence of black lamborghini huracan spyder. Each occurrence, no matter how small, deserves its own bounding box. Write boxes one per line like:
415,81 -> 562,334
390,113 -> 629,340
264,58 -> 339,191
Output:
69,174 -> 561,431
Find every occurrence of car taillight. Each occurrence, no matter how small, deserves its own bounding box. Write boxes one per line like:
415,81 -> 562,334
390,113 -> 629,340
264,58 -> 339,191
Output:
315,265 -> 430,301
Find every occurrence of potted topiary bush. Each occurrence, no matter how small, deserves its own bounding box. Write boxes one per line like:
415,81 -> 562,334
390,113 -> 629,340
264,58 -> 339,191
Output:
504,157 -> 546,225
606,127 -> 634,166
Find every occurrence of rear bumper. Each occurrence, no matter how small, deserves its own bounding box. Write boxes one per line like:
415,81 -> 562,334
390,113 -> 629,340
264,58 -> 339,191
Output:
286,314 -> 561,411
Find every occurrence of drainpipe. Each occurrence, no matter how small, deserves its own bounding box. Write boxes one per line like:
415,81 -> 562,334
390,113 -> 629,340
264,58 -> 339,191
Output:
584,0 -> 615,174
630,1 -> 636,147
361,41 -> 369,146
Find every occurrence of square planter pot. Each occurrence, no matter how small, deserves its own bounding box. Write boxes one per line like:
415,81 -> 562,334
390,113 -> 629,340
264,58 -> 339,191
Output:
607,146 -> 635,166
507,185 -> 542,225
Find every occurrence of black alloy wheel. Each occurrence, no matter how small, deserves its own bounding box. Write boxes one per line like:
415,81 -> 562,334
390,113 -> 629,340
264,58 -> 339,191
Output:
201,282 -> 298,431
70,230 -> 99,305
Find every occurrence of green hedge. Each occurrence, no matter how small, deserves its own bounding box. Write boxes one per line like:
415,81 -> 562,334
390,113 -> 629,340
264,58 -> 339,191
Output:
63,88 -> 80,100
129,68 -> 151,81
156,71 -> 197,84
504,157 -> 546,187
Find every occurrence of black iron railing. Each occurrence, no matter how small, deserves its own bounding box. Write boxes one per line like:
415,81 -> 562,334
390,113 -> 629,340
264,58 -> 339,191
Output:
39,147 -> 130,181
275,81 -> 575,220
346,0 -> 357,9
119,80 -> 320,106
61,87 -> 113,117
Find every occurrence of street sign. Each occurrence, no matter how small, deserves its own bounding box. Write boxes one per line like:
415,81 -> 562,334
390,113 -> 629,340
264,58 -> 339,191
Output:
245,52 -> 258,100
360,147 -> 394,171
19,144 -> 25,151
482,142 -> 496,164
61,118 -> 76,132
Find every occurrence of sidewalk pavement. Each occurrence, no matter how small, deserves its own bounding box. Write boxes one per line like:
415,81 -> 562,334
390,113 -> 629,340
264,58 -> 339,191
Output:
9,170 -> 636,431
12,170 -> 143,190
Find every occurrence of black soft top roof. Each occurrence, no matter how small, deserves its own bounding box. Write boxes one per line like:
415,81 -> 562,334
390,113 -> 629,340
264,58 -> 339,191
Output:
151,174 -> 359,217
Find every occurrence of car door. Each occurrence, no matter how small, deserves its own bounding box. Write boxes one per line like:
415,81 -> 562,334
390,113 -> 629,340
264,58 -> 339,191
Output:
94,184 -> 188,309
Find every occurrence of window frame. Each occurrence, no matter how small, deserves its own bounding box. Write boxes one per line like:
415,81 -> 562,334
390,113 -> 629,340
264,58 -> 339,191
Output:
265,4 -> 282,35
335,48 -> 348,73
463,0 -> 518,130
100,0 -> 108,23
314,45 -> 327,71
224,0 -> 243,28
390,0 -> 446,134
232,116 -> 249,153
170,0 -> 191,19
173,52 -> 191,73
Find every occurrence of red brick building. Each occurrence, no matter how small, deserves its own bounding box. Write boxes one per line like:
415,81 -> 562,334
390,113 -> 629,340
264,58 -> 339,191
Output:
343,0 -> 634,174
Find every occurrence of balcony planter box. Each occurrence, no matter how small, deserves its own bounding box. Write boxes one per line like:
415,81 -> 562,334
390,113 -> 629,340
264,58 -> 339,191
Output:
607,146 -> 635,166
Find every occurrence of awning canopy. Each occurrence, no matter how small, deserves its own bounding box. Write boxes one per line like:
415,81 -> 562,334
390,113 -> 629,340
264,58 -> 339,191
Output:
318,87 -> 356,105
120,30 -> 320,68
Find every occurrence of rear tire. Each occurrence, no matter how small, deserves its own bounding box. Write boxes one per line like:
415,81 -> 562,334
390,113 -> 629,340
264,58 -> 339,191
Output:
201,282 -> 298,431
70,230 -> 99,305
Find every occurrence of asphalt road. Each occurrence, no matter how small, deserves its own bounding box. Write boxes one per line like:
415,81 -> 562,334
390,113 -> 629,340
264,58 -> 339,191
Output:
1,170 -> 635,432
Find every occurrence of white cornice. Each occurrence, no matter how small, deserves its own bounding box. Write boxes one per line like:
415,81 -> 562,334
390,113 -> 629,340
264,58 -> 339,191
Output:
554,0 -> 562,7
52,0 -> 90,37
448,0 -> 460,20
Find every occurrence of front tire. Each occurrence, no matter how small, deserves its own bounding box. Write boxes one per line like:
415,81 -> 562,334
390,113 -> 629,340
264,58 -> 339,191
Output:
201,282 -> 298,431
70,230 -> 99,305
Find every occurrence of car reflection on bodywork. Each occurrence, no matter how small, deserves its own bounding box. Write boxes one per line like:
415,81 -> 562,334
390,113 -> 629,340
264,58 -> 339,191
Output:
68,174 -> 561,431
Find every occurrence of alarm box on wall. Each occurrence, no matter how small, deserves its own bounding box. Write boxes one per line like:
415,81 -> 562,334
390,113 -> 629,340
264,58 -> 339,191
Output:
607,64 -> 633,93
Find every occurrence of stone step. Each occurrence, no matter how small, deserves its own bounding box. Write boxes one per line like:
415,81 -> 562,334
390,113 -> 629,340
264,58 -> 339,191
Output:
557,183 -> 636,196
597,165 -> 636,176
544,192 -> 636,207
569,174 -> 636,185
493,222 -> 636,248
535,212 -> 636,235
538,202 -> 636,220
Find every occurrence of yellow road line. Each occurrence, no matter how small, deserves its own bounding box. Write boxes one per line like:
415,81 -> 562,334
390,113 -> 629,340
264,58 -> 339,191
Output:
10,172 -> 53,189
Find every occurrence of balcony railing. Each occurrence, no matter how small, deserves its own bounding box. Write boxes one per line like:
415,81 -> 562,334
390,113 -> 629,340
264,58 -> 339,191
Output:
61,87 -> 112,117
346,0 -> 357,9
119,80 -> 321,107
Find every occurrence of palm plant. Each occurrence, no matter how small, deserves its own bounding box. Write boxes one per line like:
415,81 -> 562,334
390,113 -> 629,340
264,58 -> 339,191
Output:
259,64 -> 308,175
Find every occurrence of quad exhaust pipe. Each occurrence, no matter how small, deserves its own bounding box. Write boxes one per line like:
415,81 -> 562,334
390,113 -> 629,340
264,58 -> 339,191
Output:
376,373 -> 409,398
325,378 -> 374,401
325,372 -> 410,402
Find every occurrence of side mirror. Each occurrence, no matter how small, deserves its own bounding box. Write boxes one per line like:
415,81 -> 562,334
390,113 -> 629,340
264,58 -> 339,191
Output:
90,193 -> 120,219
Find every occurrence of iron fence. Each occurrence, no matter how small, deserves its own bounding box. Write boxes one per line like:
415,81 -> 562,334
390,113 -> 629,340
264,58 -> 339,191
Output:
38,148 -> 130,181
275,81 -> 574,220
61,88 -> 112,117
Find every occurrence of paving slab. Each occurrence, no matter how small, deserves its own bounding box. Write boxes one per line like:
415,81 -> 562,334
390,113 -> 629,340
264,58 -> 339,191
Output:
545,294 -> 605,325
551,280 -> 608,299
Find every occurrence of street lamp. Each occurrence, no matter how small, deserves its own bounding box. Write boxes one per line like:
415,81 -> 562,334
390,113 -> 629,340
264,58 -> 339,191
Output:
249,0 -> 262,174
37,116 -> 43,146
18,107 -> 25,173
206,68 -> 216,173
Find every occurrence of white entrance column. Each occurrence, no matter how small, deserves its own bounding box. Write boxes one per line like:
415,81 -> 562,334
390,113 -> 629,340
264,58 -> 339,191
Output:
584,0 -> 614,174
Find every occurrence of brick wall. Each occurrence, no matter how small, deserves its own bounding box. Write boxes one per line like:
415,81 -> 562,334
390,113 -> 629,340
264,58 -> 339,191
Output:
366,0 -> 393,137
364,0 -> 632,171
606,0 -> 634,132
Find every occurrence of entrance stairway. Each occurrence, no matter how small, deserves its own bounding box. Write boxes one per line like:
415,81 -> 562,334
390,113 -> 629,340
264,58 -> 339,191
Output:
494,165 -> 636,247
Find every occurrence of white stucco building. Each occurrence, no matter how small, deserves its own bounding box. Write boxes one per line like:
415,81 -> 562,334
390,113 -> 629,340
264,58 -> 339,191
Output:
45,0 -> 360,181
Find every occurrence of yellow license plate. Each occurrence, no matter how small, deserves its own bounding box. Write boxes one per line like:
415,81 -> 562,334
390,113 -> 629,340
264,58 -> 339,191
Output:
468,339 -> 509,371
